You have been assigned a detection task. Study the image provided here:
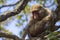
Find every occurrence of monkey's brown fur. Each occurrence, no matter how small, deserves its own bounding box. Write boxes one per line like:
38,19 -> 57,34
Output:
21,4 -> 57,38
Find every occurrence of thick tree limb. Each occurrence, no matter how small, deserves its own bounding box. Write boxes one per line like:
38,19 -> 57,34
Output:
0,0 -> 21,9
55,0 -> 60,20
0,0 -> 30,22
0,32 -> 21,40
56,31 -> 60,38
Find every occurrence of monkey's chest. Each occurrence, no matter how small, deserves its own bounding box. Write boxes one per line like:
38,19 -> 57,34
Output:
29,21 -> 44,37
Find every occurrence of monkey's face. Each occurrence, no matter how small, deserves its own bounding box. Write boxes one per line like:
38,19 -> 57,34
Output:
30,4 -> 48,20
32,10 -> 39,19
32,8 -> 46,20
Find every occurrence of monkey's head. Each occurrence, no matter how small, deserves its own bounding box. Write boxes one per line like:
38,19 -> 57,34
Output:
30,4 -> 48,20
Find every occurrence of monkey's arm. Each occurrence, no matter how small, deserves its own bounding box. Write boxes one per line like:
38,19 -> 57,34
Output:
21,18 -> 35,38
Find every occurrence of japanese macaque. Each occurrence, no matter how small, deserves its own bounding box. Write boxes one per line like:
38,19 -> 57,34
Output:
21,4 -> 55,38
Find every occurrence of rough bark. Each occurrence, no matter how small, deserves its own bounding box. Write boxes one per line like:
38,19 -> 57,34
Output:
0,0 -> 30,22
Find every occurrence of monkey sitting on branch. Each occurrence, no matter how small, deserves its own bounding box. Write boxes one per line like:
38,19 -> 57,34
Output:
21,4 -> 57,39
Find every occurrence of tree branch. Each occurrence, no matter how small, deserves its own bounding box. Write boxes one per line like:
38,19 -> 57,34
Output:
55,0 -> 60,20
0,0 -> 21,9
0,0 -> 30,22
0,32 -> 21,40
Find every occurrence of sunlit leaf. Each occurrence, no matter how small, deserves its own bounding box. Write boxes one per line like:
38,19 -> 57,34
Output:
22,5 -> 30,14
45,32 -> 59,40
0,26 -> 11,34
39,0 -> 42,4
25,5 -> 30,13
0,26 -> 3,30
54,0 -> 58,5
3,30 -> 11,34
16,23 -> 21,27
20,31 -> 22,36
45,32 -> 58,38
22,20 -> 25,22
0,0 -> 3,4
16,15 -> 23,19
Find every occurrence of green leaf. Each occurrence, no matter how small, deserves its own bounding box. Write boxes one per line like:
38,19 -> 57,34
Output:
16,15 -> 23,19
23,5 -> 30,13
45,32 -> 59,40
39,0 -> 42,4
22,20 -> 25,22
16,23 -> 21,27
0,26 -> 3,30
0,26 -> 11,34
20,31 -> 22,35
54,0 -> 58,5
21,5 -> 29,14
0,0 -> 3,4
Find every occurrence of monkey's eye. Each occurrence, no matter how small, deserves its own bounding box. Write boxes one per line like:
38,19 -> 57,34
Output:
39,9 -> 44,14
32,11 -> 38,14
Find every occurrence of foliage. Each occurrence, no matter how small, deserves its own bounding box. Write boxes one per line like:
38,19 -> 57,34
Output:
0,0 -> 60,40
0,0 -> 3,4
45,32 -> 59,40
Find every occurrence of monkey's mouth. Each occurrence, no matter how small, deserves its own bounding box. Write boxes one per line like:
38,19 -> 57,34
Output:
34,13 -> 39,19
32,11 -> 39,19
